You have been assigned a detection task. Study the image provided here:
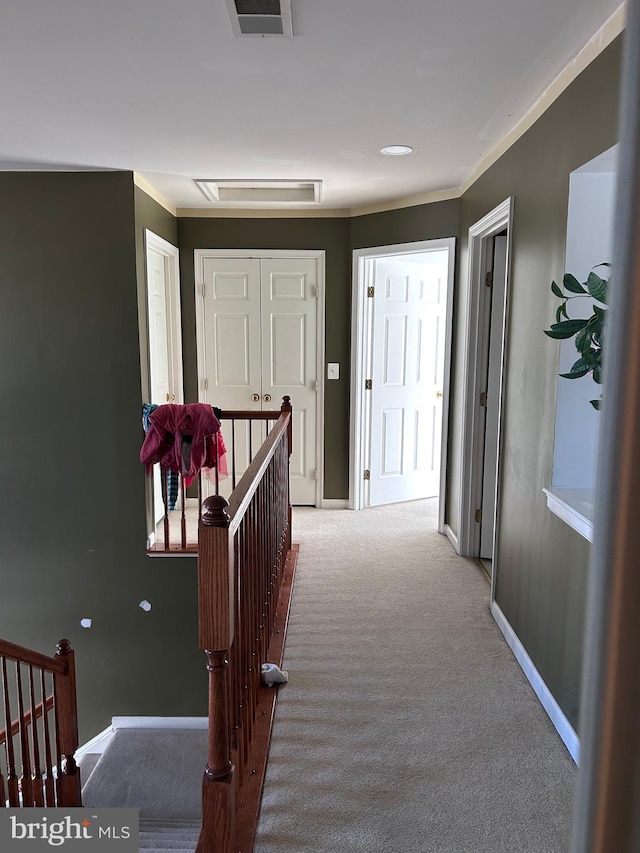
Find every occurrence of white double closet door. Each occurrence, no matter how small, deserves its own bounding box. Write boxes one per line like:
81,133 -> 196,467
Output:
198,254 -> 319,505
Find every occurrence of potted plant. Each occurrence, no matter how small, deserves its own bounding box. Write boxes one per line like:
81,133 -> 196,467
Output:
544,264 -> 609,410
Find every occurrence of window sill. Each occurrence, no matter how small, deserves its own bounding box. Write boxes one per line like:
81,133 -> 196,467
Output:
543,487 -> 594,542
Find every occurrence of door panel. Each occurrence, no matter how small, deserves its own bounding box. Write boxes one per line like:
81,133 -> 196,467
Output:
369,254 -> 448,506
201,255 -> 318,505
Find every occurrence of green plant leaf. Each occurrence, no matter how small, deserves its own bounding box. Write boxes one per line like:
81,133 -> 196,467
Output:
593,305 -> 606,319
563,273 -> 587,294
551,280 -> 564,298
590,399 -> 602,410
587,271 -> 608,304
593,364 -> 602,384
544,318 -> 589,340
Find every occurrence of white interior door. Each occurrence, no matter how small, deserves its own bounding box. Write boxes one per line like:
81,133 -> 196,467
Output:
146,232 -> 182,526
480,235 -> 508,561
199,254 -> 318,505
368,253 -> 448,506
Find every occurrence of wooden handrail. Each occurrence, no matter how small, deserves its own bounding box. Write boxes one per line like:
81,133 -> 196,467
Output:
0,694 -> 54,745
0,639 -> 67,675
196,396 -> 294,853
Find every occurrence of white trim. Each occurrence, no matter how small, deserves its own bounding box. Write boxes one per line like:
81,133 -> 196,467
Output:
458,198 -> 513,567
444,523 -> 459,552
75,725 -> 114,760
111,716 -> 208,730
144,230 -> 184,405
350,239 -> 455,530
320,499 -> 349,509
491,601 -> 580,764
177,207 -> 352,218
194,249 -> 325,507
134,174 -> 177,216
543,488 -> 594,541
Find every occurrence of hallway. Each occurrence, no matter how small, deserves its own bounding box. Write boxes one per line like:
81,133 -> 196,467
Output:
255,501 -> 576,852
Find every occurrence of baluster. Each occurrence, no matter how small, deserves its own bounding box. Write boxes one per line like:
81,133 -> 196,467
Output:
28,666 -> 44,806
162,467 -> 170,549
180,474 -> 187,550
40,670 -> 55,806
16,662 -> 34,807
228,419 -> 235,490
53,640 -> 81,807
1,657 -> 19,806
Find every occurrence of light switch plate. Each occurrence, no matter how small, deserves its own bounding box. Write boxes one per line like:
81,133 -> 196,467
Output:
327,362 -> 340,380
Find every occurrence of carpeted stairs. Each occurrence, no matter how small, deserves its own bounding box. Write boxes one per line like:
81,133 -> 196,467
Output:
81,727 -> 207,853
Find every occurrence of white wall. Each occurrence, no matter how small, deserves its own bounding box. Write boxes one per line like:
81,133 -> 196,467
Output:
552,148 -> 616,489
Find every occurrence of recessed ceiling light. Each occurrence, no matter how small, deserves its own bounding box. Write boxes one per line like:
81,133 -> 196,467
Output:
379,145 -> 413,156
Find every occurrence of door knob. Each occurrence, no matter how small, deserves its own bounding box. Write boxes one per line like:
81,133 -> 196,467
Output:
166,392 -> 176,402
436,391 -> 443,399
263,394 -> 272,403
252,393 -> 260,402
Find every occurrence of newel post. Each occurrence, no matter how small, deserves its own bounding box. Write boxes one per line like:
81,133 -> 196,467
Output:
197,496 -> 235,853
53,639 -> 82,806
281,396 -> 293,552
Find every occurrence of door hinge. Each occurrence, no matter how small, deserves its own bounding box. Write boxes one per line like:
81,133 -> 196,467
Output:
201,283 -> 206,298
367,285 -> 375,297
202,377 -> 209,391
314,380 -> 319,392
485,271 -> 493,288
311,284 -> 319,299
365,379 -> 372,390
475,508 -> 483,523
313,469 -> 319,481
479,391 -> 487,407
363,469 -> 370,480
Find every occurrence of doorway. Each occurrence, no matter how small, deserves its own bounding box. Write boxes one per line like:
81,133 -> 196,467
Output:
194,249 -> 324,506
350,238 -> 455,532
144,230 -> 183,532
457,199 -> 513,586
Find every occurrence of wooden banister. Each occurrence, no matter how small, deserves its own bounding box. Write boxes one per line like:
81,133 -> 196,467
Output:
0,638 -> 82,808
196,398 -> 295,853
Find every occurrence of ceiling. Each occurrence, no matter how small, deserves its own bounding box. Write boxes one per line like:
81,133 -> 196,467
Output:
0,0 -> 624,213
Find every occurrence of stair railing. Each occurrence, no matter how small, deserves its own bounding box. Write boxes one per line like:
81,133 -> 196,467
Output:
196,396 -> 293,853
0,638 -> 81,807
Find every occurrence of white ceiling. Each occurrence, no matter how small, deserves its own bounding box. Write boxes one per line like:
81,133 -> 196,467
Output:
0,0 -> 624,212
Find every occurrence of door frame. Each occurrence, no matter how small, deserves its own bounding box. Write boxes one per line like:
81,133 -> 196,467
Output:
193,248 -> 325,508
144,230 -> 184,404
457,199 -> 513,595
143,229 -> 183,545
349,238 -> 456,533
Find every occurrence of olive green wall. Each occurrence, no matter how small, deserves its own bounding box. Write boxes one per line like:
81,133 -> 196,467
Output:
0,172 -> 204,742
450,39 -> 622,729
177,202 -> 460,500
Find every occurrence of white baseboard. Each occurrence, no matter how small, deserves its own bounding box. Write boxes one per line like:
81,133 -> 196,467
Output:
111,716 -> 208,730
491,601 -> 580,764
320,499 -> 349,509
444,523 -> 459,552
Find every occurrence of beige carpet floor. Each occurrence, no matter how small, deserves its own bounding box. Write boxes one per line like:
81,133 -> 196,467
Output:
254,500 -> 576,853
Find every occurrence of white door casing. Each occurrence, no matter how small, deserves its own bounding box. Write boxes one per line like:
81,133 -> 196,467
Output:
144,230 -> 183,529
350,238 -> 455,531
480,235 -> 508,562
368,255 -> 448,506
457,199 -> 513,602
195,250 -> 324,506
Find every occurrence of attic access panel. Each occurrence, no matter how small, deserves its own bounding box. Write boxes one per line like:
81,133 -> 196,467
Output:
224,0 -> 293,37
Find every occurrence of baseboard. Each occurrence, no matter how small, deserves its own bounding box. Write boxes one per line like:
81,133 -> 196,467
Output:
491,601 -> 580,764
111,716 -> 208,730
444,523 -> 459,552
320,499 -> 349,509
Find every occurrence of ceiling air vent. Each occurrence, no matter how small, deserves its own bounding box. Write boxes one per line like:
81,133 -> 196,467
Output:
224,0 -> 293,37
195,179 -> 322,205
